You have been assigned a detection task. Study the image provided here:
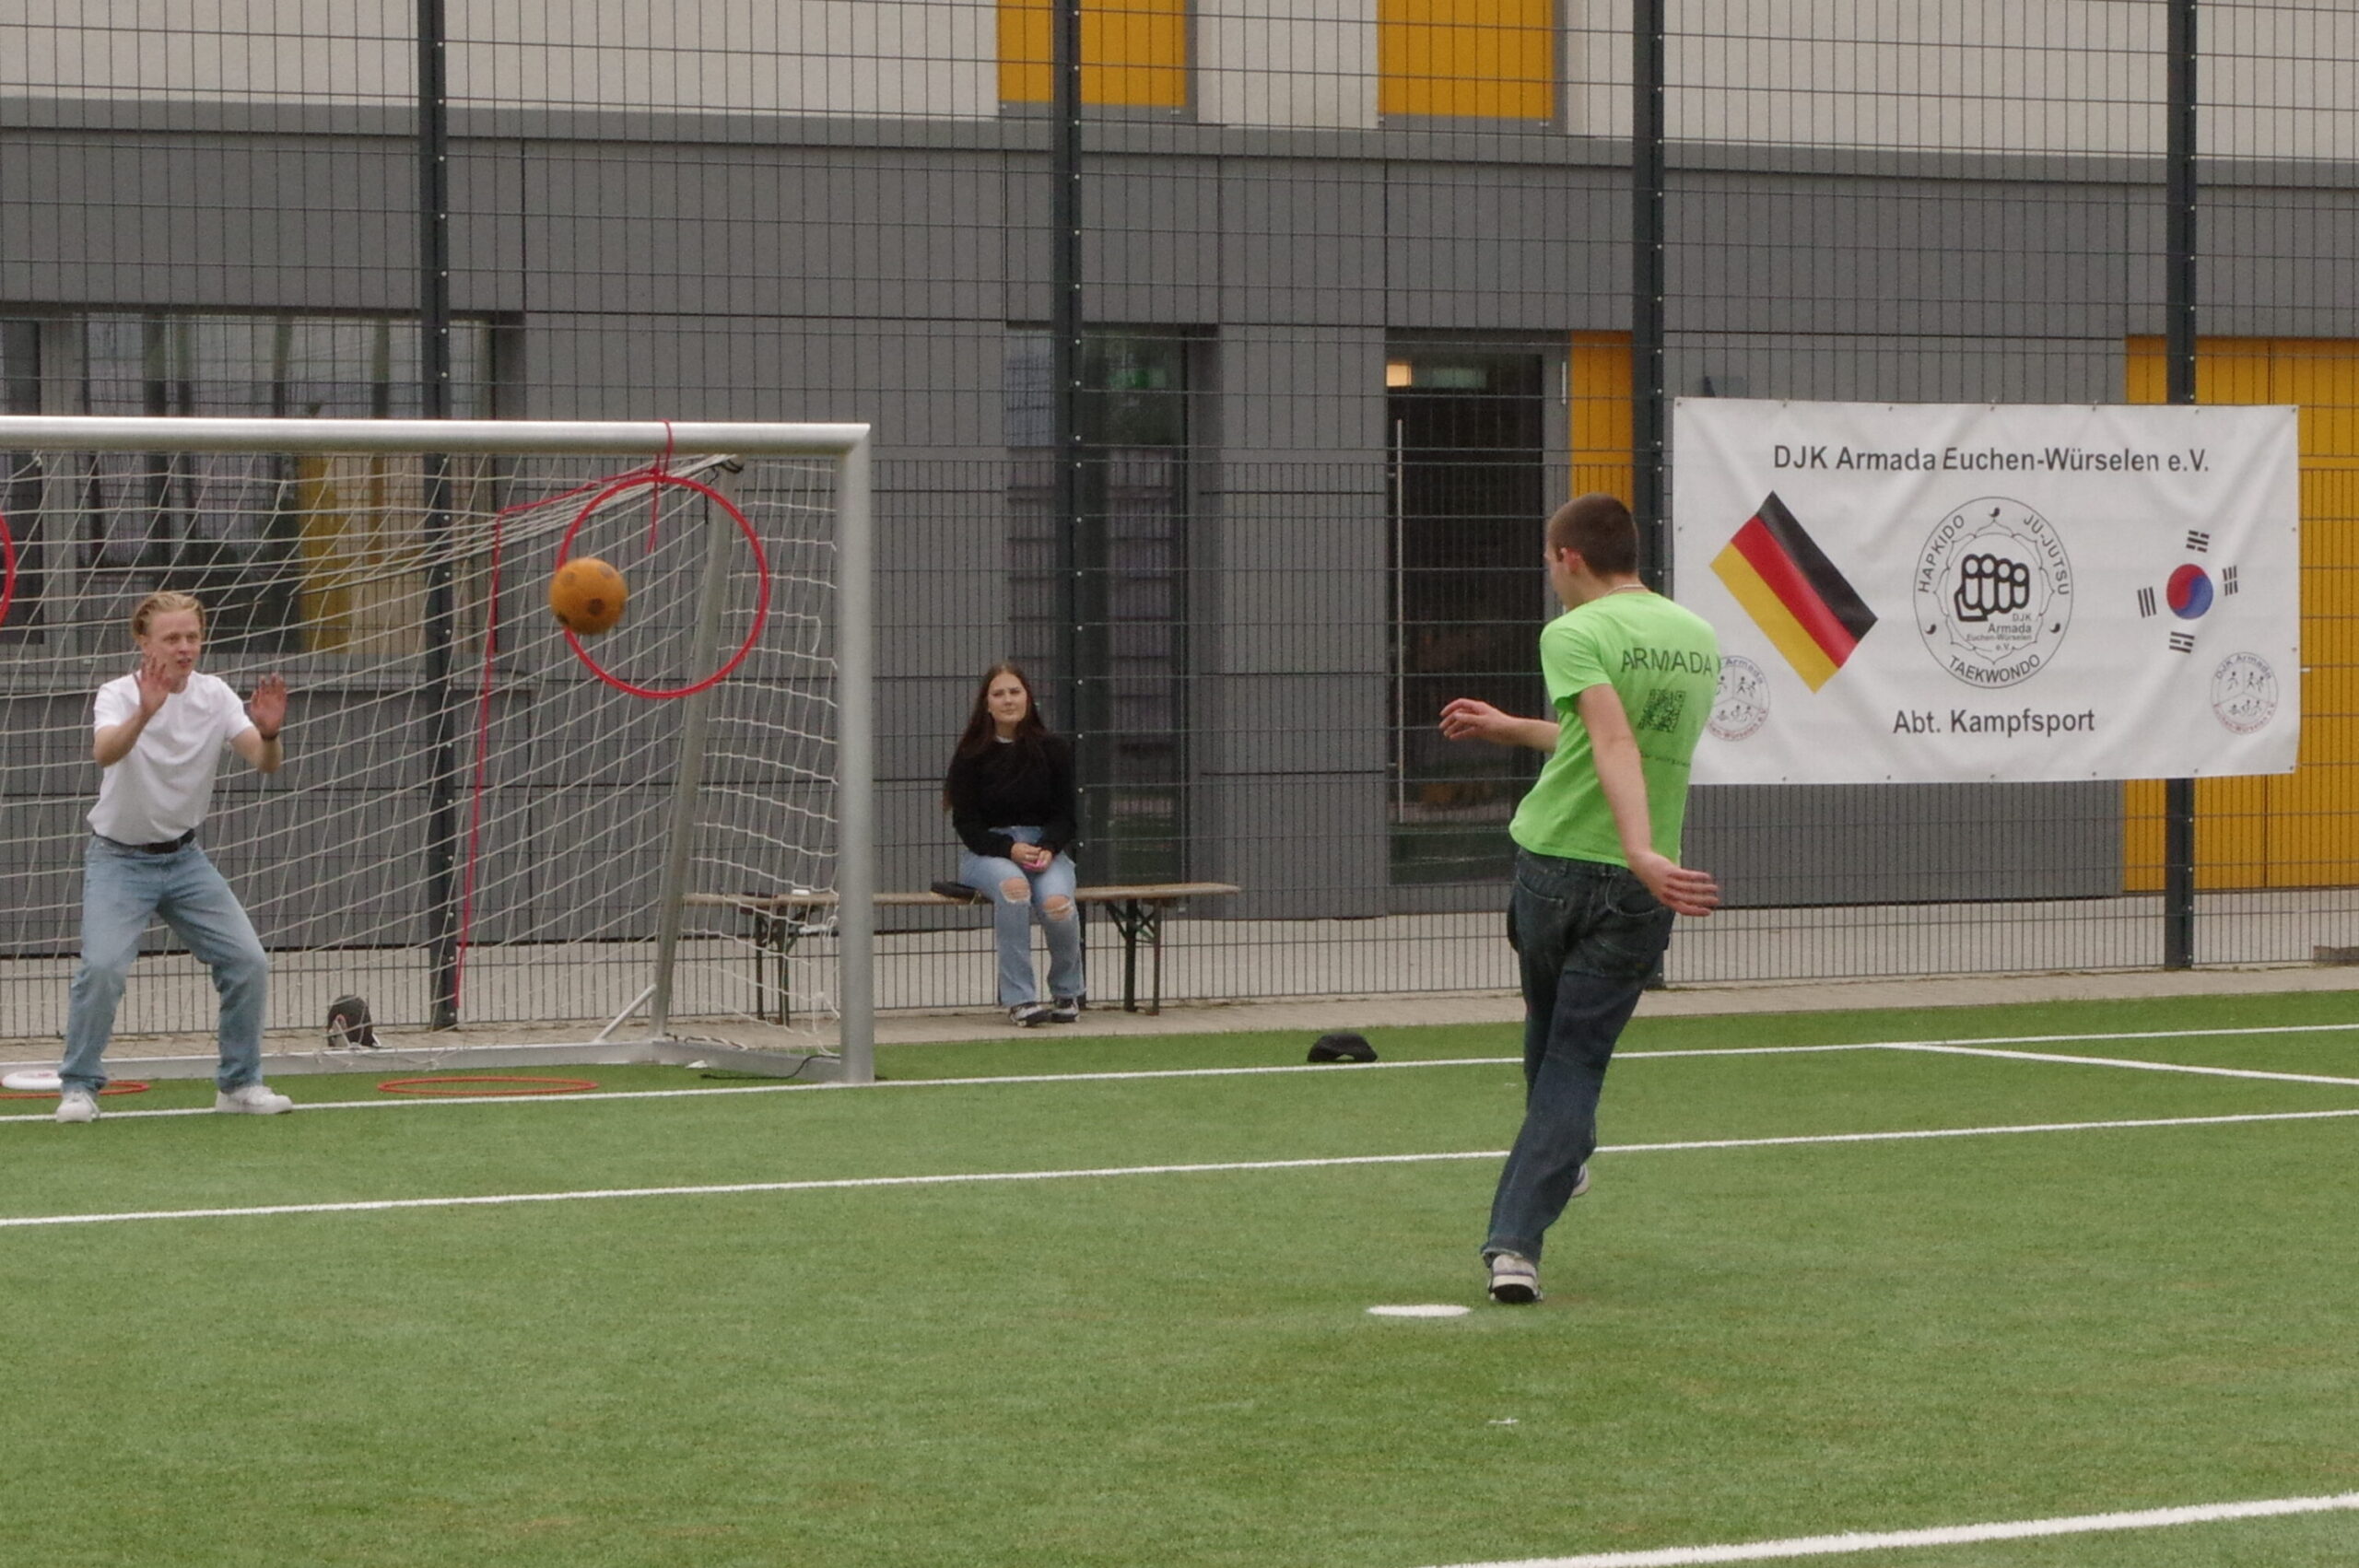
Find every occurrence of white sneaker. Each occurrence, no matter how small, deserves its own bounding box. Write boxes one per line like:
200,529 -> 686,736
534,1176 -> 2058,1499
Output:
215,1082 -> 294,1115
1007,1002 -> 1053,1027
1486,1251 -> 1543,1305
54,1089 -> 100,1125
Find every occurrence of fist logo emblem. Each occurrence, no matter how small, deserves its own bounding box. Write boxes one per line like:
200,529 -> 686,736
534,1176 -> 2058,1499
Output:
1914,498 -> 2073,689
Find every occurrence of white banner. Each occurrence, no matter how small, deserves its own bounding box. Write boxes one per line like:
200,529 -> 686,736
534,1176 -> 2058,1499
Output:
1671,400 -> 2300,784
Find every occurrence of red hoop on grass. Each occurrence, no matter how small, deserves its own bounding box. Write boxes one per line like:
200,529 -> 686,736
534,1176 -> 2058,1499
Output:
554,471 -> 771,701
0,508 -> 17,632
376,1075 -> 600,1097
1,1080 -> 149,1101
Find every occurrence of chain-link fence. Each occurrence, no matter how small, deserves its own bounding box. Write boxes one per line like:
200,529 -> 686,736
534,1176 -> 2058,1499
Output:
4,4 -> 2356,1036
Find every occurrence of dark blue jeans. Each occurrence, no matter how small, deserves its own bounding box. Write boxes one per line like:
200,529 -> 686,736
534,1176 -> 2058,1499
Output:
1484,848 -> 1675,1263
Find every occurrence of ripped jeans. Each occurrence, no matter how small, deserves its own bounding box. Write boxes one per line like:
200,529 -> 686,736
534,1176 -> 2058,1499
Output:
959,826 -> 1085,1006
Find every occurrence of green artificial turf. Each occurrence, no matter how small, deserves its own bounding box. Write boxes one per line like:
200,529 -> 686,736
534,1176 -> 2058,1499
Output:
2,993 -> 2355,1567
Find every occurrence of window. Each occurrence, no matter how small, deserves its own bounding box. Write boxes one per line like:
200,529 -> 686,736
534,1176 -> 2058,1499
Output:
1378,0 -> 1556,123
0,313 -> 493,652
999,0 -> 1191,111
1388,348 -> 1548,883
1006,329 -> 1194,882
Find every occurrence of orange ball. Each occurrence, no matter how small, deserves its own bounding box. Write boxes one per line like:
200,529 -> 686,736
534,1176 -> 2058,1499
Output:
550,556 -> 628,636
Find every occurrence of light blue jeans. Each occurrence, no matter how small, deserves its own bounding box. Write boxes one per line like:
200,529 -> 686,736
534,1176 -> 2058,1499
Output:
62,837 -> 270,1094
959,826 -> 1085,1006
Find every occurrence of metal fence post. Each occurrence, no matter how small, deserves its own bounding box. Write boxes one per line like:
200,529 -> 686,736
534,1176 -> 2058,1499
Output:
1633,0 -> 1670,592
2163,0 -> 2199,969
1050,0 -> 1087,789
417,0 -> 464,1026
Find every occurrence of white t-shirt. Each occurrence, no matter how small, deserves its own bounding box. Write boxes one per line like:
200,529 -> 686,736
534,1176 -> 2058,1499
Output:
87,672 -> 254,844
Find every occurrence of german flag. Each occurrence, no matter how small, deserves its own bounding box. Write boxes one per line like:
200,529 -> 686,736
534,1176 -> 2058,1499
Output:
1710,493 -> 1877,692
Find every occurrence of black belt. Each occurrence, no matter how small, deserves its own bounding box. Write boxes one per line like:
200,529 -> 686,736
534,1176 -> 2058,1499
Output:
100,828 -> 197,854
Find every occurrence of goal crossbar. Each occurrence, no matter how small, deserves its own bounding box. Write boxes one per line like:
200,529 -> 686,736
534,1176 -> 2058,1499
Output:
0,415 -> 872,461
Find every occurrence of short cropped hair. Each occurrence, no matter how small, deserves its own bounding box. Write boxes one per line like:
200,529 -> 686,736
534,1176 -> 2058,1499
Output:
130,591 -> 205,641
1544,494 -> 1639,578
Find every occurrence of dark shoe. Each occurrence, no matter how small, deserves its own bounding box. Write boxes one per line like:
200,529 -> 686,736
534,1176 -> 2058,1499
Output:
1048,996 -> 1083,1024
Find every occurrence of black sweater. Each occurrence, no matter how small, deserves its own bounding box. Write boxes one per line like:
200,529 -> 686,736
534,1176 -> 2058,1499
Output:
945,733 -> 1077,860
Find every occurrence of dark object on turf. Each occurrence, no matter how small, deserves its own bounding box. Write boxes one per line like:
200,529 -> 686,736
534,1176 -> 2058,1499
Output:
327,994 -> 380,1048
931,879 -> 984,903
1307,1031 -> 1377,1064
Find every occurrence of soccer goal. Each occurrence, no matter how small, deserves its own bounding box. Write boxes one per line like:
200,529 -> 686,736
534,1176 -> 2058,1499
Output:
0,416 -> 877,1083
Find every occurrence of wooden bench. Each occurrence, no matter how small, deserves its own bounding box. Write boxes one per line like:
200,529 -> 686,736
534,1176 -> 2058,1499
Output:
683,882 -> 1241,1022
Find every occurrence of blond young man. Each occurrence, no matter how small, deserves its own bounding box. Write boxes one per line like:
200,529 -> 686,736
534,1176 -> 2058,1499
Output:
57,591 -> 293,1123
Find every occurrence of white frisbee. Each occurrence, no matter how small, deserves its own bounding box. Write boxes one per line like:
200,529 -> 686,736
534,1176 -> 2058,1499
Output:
1365,1304 -> 1472,1318
3,1069 -> 63,1094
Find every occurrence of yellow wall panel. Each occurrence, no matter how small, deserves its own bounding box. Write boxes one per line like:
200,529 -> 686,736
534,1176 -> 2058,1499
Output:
2202,341 -> 2275,404
2121,777 -> 2165,889
2125,337 -> 2359,890
2126,778 -> 2271,891
1000,0 -> 1190,109
1568,330 -> 1632,505
2269,713 -> 2359,885
1379,0 -> 1555,123
2199,775 -> 2273,888
2276,344 -> 2359,468
2278,350 -> 2359,885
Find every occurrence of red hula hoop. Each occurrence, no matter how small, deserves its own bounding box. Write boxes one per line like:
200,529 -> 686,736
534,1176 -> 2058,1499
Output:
555,471 -> 771,701
0,508 -> 17,632
377,1075 -> 600,1097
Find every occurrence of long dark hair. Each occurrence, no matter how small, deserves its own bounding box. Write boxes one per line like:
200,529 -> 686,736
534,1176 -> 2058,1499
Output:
944,662 -> 1051,808
956,661 -> 1050,755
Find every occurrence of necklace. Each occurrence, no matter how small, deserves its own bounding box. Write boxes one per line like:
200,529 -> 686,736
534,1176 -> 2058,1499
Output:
1605,583 -> 1650,595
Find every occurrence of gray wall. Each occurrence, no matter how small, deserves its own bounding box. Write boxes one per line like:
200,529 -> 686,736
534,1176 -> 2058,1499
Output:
9,102 -> 2345,933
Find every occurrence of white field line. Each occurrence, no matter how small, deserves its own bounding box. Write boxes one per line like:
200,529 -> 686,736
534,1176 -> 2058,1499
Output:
7,1018 -> 2358,1129
9,1020 -> 2359,1123
8,1105 -> 2359,1231
1889,1041 -> 2359,1087
1420,1489 -> 2359,1568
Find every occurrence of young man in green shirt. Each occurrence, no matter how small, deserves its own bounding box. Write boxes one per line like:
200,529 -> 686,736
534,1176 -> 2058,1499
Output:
1440,493 -> 1721,1304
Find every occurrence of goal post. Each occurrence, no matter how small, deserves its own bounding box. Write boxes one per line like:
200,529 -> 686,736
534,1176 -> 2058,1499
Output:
0,415 -> 876,1083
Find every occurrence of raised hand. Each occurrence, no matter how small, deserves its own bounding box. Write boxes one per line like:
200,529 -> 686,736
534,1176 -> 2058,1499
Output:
247,673 -> 288,740
133,649 -> 181,717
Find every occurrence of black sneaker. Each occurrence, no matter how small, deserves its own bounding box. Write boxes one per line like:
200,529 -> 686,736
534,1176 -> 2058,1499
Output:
1047,996 -> 1083,1024
1008,1002 -> 1054,1027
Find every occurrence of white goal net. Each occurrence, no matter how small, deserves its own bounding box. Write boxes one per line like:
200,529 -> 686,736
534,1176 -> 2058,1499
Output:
0,417 -> 874,1078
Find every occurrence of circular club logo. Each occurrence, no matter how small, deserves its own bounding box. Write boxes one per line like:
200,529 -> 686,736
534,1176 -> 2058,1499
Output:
1709,654 -> 1770,742
1913,497 -> 2074,688
2211,652 -> 2279,734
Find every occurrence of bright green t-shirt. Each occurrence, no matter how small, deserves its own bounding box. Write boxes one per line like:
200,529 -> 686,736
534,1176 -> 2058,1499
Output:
1508,590 -> 1720,866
